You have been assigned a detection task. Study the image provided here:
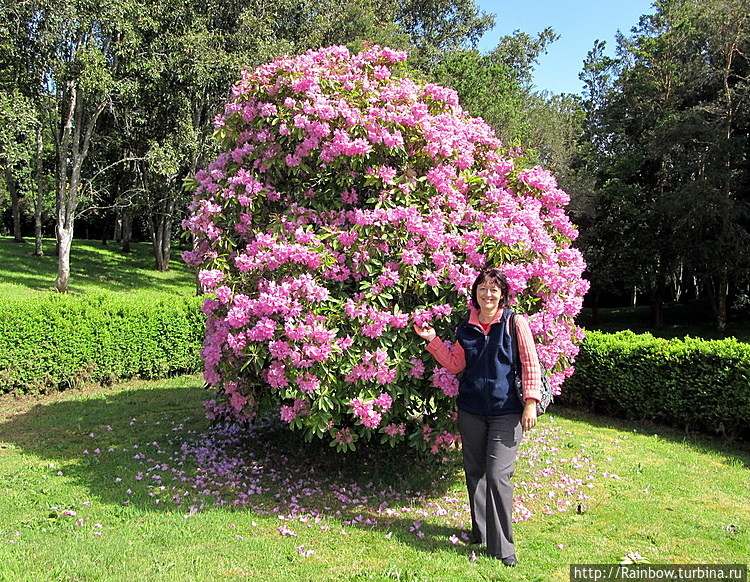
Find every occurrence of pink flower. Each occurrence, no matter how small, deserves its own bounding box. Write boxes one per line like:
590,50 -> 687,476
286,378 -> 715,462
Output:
278,524 -> 297,536
247,318 -> 277,341
297,373 -> 320,394
373,393 -> 392,410
285,154 -> 302,167
296,545 -> 314,557
230,392 -> 249,412
198,269 -> 225,289
409,358 -> 425,378
265,360 -> 289,389
280,405 -> 296,422
372,65 -> 391,80
334,428 -> 354,445
383,423 -> 405,437
401,249 -> 423,265
215,286 -> 233,304
517,166 -> 558,191
432,366 -> 459,397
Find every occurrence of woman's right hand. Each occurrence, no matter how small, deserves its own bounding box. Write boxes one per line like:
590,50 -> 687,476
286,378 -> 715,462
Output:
413,323 -> 437,342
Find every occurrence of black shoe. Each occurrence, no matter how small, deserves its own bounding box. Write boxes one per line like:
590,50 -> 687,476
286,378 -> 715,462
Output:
501,554 -> 517,567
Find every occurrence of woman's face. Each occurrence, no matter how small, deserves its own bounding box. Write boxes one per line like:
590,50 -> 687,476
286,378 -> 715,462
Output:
476,279 -> 503,314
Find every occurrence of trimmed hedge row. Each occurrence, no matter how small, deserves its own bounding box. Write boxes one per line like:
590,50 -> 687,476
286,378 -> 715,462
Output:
3,296 -> 749,441
0,293 -> 205,394
560,330 -> 750,439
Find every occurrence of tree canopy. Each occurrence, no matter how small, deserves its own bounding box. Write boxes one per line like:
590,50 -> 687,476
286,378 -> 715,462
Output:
571,0 -> 750,331
0,0 -> 496,285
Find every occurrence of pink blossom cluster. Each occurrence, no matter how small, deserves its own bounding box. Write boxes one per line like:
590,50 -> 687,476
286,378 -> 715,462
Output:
432,366 -> 459,397
421,419 -> 461,455
183,45 -> 588,454
279,398 -> 310,423
349,393 -> 393,429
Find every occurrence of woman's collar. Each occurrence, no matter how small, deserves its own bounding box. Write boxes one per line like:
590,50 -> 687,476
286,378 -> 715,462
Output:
469,306 -> 505,328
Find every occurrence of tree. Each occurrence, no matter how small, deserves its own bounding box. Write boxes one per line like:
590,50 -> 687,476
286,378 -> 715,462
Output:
1,0 -> 502,283
91,0 -> 495,271
486,26 -> 559,93
0,91 -> 37,242
576,0 -> 750,332
103,0 -> 284,270
430,30 -> 582,172
665,0 -> 750,332
569,44 -> 644,325
430,48 -> 527,146
3,0 -> 140,291
392,0 -> 494,66
0,1 -> 55,254
50,2 -> 134,292
520,91 -> 584,176
183,46 -> 587,454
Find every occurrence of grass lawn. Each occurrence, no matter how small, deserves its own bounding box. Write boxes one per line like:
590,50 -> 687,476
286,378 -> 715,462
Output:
576,301 -> 750,343
0,376 -> 747,581
0,237 -> 195,300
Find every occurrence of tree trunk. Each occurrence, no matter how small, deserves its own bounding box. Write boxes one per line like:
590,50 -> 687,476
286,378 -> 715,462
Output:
151,212 -> 173,271
146,186 -> 175,272
705,274 -> 729,334
156,229 -> 172,271
53,81 -> 106,292
55,221 -> 73,293
591,288 -> 600,326
650,285 -> 665,330
715,276 -> 728,335
34,123 -> 44,257
114,212 -> 122,242
121,209 -> 132,253
673,261 -> 683,302
6,166 -> 24,243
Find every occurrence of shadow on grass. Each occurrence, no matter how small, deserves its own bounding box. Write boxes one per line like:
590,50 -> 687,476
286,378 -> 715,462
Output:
5,380 -> 749,561
0,237 -> 194,296
551,404 -> 750,469
576,300 -> 750,343
0,379 -> 470,555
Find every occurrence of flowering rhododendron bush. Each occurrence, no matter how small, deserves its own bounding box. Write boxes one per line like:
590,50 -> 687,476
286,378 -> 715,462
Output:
183,45 -> 588,454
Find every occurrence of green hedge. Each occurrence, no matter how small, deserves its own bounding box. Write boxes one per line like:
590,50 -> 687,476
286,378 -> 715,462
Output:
560,330 -> 750,439
5,297 -> 749,441
0,294 -> 205,394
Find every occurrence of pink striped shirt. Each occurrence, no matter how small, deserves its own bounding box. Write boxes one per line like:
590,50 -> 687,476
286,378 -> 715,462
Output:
426,308 -> 542,403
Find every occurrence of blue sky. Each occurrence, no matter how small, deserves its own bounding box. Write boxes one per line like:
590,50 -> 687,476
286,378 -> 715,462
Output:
473,0 -> 656,95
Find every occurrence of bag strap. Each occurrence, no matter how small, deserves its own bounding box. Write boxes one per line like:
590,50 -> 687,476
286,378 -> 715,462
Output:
509,312 -> 521,380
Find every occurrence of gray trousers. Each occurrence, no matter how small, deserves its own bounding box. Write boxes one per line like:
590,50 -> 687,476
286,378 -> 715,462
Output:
458,409 -> 523,559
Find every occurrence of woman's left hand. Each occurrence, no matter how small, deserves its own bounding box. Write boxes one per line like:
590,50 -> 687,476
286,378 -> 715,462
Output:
413,323 -> 437,342
522,400 -> 538,431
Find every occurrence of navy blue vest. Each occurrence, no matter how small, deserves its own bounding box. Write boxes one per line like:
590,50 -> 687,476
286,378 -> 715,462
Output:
455,309 -> 524,416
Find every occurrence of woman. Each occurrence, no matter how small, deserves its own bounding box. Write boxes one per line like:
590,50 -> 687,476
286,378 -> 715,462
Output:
413,268 -> 541,566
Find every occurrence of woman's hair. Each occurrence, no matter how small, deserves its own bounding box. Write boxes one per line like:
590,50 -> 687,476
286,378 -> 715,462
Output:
470,268 -> 511,310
